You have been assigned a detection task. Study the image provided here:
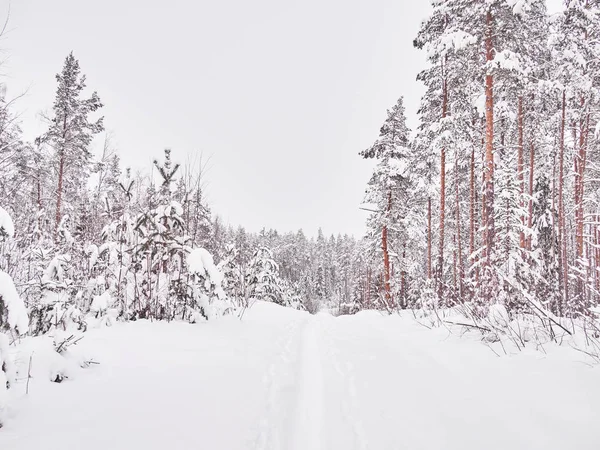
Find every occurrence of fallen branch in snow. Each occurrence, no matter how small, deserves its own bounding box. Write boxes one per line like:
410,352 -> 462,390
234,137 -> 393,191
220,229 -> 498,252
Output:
443,321 -> 491,333
26,353 -> 33,395
504,277 -> 573,337
81,360 -> 100,368
55,334 -> 84,354
571,344 -> 600,364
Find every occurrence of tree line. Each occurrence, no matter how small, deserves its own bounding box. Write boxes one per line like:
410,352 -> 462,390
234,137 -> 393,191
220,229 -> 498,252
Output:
361,0 -> 600,317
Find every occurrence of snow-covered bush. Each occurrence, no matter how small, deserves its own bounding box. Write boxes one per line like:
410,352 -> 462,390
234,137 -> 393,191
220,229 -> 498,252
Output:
28,254 -> 87,335
0,207 -> 29,427
247,247 -> 284,305
219,244 -> 248,308
186,247 -> 231,320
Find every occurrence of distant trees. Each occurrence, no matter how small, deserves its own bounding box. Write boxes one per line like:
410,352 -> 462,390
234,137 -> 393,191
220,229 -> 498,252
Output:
0,44 -> 365,326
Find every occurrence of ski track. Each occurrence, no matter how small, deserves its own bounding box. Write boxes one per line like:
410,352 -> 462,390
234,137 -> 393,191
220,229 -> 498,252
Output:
290,318 -> 324,450
321,314 -> 369,450
253,316 -> 306,450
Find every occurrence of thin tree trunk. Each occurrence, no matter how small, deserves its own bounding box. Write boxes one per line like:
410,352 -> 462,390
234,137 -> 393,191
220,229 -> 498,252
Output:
427,196 -> 432,279
575,105 -> 589,301
36,173 -> 43,232
517,96 -> 525,248
438,63 -> 448,301
455,150 -> 464,300
469,142 -> 476,290
367,267 -> 371,309
592,215 -> 600,302
382,191 -> 391,304
558,91 -> 568,312
483,9 -> 496,296
55,150 -> 65,235
527,141 -> 535,250
401,244 -> 406,308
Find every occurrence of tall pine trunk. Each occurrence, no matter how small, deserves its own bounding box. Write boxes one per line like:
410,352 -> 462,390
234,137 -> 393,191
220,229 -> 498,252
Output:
469,141 -> 477,292
427,196 -> 432,279
438,61 -> 448,302
55,113 -> 69,236
575,102 -> 589,303
483,9 -> 496,300
517,96 -> 525,249
382,190 -> 392,304
455,149 -> 464,300
558,91 -> 568,312
55,150 -> 65,235
527,141 -> 535,250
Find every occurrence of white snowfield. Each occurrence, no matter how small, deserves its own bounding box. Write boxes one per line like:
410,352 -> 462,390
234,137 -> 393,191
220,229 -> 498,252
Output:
2,302 -> 600,449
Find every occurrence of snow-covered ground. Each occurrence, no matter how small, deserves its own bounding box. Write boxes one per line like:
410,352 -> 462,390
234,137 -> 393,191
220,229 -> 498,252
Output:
1,302 -> 600,449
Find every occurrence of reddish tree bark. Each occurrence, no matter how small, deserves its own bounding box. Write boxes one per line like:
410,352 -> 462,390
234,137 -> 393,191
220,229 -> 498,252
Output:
527,141 -> 535,250
483,10 -> 496,275
55,150 -> 65,235
469,143 -> 476,289
455,150 -> 464,299
558,91 -> 568,310
427,197 -> 432,279
438,61 -> 448,301
595,215 -> 600,304
517,96 -> 525,248
382,191 -> 392,304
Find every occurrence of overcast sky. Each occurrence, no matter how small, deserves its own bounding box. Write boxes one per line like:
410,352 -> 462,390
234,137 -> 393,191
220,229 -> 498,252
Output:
3,0 -> 562,238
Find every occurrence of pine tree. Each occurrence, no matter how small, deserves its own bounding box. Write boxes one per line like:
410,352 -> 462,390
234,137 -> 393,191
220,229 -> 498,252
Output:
360,96 -> 413,308
38,53 -> 103,235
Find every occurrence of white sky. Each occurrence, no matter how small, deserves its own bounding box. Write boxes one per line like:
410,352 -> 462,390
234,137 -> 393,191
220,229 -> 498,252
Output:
2,0 -> 562,238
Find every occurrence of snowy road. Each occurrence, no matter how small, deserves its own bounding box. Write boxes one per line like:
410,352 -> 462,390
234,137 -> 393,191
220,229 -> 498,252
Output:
2,302 -> 600,449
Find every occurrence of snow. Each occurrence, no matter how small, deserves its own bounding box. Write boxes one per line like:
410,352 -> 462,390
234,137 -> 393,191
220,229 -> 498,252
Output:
0,271 -> 29,335
490,50 -> 523,73
488,303 -> 510,327
0,206 -> 14,238
506,0 -> 531,15
388,158 -> 408,177
86,244 -> 99,269
187,247 -> 225,298
2,303 -> 600,448
429,30 -> 476,58
90,291 -> 112,313
474,93 -> 486,116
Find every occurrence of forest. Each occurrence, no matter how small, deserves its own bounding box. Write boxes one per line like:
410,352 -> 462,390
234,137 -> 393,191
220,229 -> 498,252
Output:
1,0 -> 600,442
0,0 -> 599,336
0,0 -> 600,442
